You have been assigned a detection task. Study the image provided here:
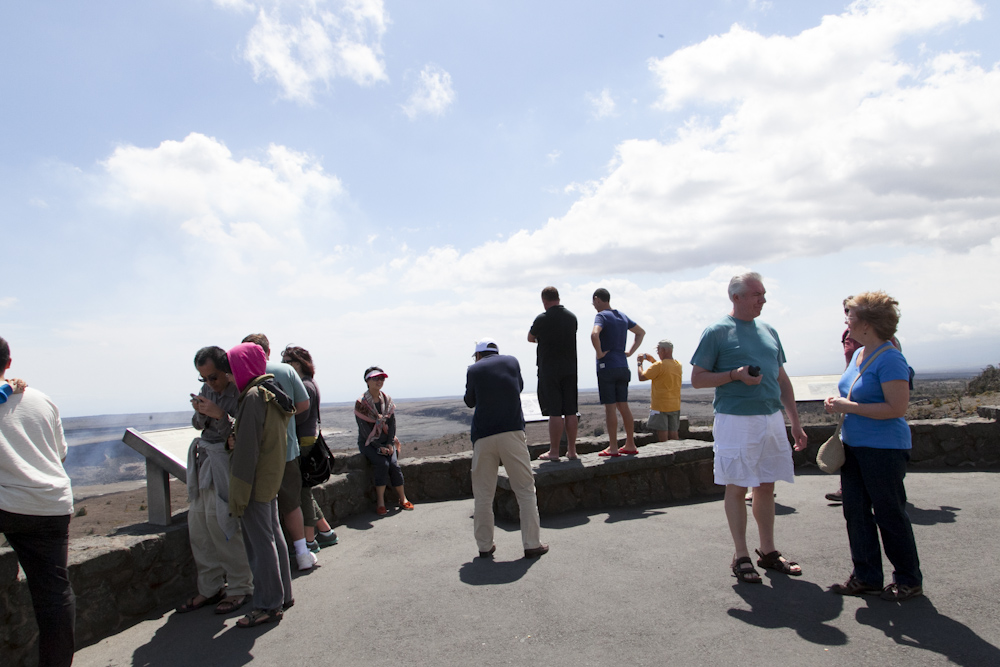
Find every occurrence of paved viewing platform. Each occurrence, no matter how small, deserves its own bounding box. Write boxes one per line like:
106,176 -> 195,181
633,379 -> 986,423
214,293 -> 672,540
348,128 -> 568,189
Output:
72,471 -> 1000,667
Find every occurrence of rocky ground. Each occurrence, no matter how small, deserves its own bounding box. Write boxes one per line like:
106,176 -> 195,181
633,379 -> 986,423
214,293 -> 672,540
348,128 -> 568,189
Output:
58,380 -> 998,542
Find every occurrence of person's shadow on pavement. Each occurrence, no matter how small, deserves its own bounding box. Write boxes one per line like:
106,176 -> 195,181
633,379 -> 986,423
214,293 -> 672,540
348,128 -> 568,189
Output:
129,604 -> 263,667
728,571 -> 847,646
458,556 -> 538,586
856,596 -> 1000,666
905,503 -> 960,526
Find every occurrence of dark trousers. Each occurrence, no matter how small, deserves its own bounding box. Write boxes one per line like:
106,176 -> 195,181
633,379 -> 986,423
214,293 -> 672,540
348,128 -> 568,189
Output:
359,445 -> 404,487
0,509 -> 75,667
841,445 -> 922,588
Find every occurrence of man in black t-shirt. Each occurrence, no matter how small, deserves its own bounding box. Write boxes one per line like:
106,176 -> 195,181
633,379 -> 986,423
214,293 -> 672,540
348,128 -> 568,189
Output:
528,286 -> 579,460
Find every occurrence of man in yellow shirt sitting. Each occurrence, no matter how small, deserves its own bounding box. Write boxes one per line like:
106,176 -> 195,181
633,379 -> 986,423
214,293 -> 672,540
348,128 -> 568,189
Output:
637,339 -> 683,441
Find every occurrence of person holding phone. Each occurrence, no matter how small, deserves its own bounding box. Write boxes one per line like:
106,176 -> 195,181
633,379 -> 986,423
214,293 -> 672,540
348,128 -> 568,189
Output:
178,346 -> 253,616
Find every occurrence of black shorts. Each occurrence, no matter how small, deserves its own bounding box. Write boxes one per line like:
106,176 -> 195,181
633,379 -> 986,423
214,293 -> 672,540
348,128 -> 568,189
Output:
537,372 -> 578,416
597,366 -> 630,405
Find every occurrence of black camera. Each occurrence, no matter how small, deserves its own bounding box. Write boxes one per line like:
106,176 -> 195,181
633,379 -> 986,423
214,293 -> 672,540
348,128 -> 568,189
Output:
748,365 -> 761,377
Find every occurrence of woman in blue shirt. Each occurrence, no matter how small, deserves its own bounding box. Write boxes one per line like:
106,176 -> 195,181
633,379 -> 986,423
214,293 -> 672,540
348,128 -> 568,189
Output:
824,291 -> 922,601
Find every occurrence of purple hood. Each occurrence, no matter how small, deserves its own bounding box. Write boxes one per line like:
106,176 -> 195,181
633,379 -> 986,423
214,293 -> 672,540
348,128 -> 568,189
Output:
227,343 -> 266,392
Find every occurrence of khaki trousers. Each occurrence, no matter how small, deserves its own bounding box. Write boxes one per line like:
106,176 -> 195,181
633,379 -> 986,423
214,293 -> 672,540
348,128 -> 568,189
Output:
188,487 -> 254,597
471,430 -> 542,552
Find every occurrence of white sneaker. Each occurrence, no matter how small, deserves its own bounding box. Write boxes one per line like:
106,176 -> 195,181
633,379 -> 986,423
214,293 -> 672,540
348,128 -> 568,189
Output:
296,550 -> 318,571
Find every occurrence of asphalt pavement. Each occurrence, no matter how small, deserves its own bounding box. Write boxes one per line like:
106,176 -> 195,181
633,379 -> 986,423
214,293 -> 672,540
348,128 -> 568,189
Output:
73,469 -> 1000,667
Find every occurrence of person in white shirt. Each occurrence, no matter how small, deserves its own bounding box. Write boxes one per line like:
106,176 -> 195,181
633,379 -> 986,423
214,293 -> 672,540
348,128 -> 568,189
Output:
0,335 -> 75,667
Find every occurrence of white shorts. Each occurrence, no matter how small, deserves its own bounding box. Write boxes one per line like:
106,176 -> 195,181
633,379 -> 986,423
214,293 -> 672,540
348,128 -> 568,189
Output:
712,412 -> 795,487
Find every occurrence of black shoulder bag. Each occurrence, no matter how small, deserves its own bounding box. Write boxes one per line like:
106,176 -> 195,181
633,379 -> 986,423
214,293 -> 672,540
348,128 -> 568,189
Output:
300,409 -> 334,487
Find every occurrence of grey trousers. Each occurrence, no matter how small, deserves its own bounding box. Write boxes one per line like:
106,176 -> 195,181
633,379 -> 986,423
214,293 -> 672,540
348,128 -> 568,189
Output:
240,498 -> 293,612
188,487 -> 253,597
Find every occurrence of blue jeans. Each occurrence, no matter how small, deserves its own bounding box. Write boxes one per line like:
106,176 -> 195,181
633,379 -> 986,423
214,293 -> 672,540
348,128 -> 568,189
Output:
841,444 -> 922,588
0,510 -> 75,667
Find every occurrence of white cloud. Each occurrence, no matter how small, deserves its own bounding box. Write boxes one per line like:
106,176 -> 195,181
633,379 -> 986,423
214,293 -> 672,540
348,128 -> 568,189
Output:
228,0 -> 389,103
588,88 -> 616,119
98,132 -> 344,277
937,321 -> 977,337
547,150 -> 561,164
401,65 -> 455,119
28,198 -> 48,208
0,297 -> 17,309
398,0 -> 999,291
858,237 -> 1000,344
650,0 -> 982,110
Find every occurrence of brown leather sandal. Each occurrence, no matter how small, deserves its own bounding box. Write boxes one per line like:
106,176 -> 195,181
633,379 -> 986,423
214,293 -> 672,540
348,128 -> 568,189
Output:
732,556 -> 762,584
214,595 -> 249,614
176,589 -> 225,614
236,608 -> 283,628
755,549 -> 802,576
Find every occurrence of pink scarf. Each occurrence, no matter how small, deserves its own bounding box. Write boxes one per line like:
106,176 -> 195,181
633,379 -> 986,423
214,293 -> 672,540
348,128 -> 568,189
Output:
354,390 -> 395,447
227,343 -> 266,392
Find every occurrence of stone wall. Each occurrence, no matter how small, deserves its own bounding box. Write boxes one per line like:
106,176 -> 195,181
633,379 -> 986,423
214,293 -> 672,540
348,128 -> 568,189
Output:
495,441 -> 720,521
785,417 -> 1000,469
310,449 -> 476,523
634,414 -> 1000,469
3,409 -> 999,664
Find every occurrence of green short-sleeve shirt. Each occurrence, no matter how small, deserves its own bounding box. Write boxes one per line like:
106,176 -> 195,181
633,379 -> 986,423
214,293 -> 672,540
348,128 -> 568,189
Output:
690,315 -> 786,416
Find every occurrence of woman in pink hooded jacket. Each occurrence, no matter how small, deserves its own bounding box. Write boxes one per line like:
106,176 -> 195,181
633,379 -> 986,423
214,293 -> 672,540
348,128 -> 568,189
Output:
227,342 -> 296,628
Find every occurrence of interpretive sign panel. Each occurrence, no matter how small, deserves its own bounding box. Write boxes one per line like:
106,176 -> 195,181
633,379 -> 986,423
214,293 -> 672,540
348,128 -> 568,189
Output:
121,426 -> 199,526
788,375 -> 842,402
521,392 -> 546,423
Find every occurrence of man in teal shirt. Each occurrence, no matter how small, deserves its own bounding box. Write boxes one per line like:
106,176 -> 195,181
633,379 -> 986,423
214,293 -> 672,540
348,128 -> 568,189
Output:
690,272 -> 807,585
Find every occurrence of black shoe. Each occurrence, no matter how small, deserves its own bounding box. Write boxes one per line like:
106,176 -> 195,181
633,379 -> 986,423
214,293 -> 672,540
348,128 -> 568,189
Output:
825,490 -> 843,503
524,544 -> 549,559
316,530 -> 339,547
880,583 -> 923,601
829,575 -> 881,596
478,545 -> 496,559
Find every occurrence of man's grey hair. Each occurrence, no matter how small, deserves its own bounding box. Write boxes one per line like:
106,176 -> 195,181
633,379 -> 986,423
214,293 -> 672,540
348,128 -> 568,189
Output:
728,272 -> 763,300
657,339 -> 673,351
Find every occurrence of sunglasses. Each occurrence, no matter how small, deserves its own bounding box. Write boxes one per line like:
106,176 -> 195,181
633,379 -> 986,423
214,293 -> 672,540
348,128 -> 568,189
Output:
198,373 -> 222,383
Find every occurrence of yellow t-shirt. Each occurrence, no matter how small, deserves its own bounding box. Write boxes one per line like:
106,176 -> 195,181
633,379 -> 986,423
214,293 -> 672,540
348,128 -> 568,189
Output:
643,359 -> 683,412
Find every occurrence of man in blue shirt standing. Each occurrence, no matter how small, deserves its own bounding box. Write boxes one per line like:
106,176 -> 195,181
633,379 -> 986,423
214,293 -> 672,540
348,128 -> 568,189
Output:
591,288 -> 645,456
690,272 -> 807,585
464,338 -> 548,560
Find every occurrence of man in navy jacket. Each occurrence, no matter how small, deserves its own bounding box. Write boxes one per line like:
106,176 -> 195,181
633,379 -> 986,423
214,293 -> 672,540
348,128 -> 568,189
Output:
464,338 -> 548,560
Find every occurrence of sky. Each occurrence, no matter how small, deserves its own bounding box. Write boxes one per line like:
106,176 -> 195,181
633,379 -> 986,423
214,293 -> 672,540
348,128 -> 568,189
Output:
2,0 -> 999,417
